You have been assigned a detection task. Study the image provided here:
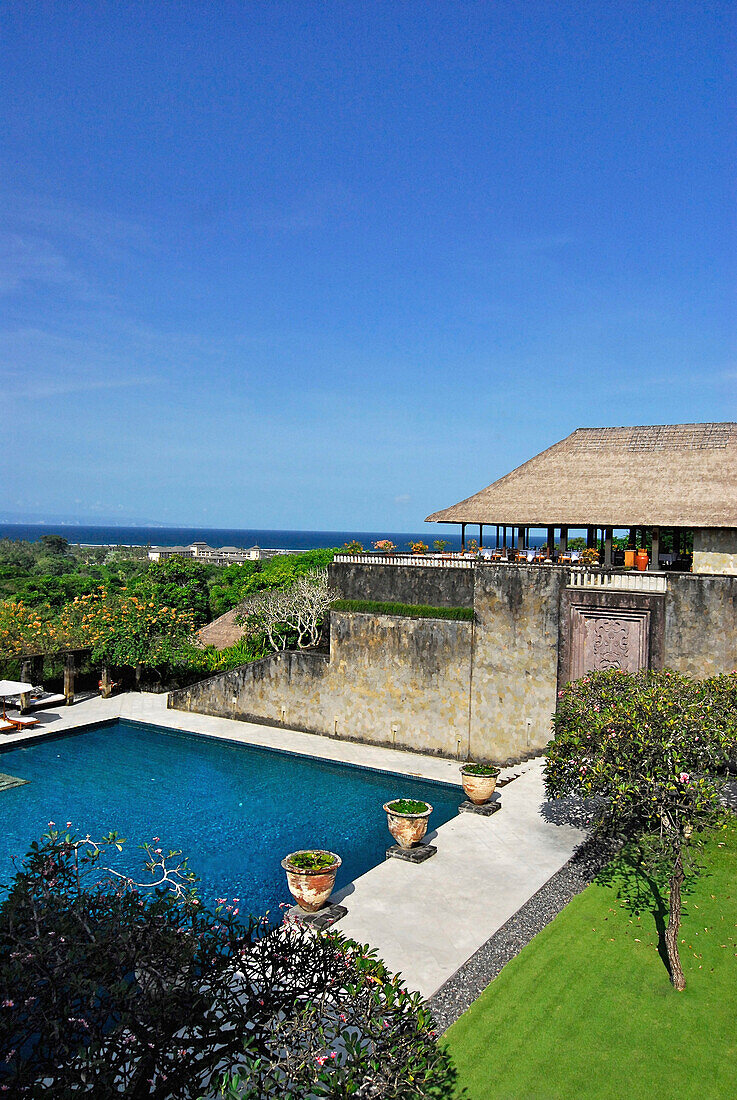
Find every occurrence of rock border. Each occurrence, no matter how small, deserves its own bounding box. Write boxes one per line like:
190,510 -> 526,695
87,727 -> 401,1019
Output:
427,835 -> 619,1032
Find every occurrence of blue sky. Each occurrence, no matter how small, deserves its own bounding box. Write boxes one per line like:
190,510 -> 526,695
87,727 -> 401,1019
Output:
2,1 -> 734,530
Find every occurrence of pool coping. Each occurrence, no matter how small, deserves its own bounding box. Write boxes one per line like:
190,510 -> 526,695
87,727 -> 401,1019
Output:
0,691 -> 490,788
0,713 -> 466,795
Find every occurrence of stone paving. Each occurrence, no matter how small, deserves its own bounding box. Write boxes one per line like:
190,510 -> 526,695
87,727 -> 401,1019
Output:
1,692 -> 589,998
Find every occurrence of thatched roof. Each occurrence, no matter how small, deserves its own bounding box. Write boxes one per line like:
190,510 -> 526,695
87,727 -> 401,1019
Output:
196,608 -> 243,650
426,423 -> 737,528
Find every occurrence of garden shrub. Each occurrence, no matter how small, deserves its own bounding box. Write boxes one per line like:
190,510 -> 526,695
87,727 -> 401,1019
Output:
0,830 -> 455,1098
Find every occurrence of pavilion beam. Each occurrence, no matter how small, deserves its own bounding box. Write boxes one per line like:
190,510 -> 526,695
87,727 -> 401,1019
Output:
604,527 -> 613,567
650,526 -> 660,571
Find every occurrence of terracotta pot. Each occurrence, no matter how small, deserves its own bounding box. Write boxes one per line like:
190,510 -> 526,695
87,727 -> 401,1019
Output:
460,765 -> 499,805
281,850 -> 341,913
383,801 -> 432,849
635,548 -> 649,572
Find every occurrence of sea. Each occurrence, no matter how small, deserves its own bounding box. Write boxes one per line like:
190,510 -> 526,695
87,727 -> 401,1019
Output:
0,523 -> 467,552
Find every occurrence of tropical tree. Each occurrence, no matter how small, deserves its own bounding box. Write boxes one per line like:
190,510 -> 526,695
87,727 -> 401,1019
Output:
545,668 -> 737,990
60,587 -> 197,683
145,555 -> 211,626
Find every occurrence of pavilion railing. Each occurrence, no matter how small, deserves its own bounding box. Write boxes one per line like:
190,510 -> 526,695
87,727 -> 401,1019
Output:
332,554 -> 671,590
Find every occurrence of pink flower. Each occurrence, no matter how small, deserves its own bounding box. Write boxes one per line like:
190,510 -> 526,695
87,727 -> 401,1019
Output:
679,772 -> 689,783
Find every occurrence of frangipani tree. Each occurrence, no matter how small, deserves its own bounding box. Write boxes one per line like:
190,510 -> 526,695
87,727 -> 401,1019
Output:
545,668 -> 737,990
236,569 -> 334,654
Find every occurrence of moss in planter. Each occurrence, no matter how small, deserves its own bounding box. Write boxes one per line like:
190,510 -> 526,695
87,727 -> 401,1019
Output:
287,851 -> 337,871
387,799 -> 430,815
462,763 -> 500,777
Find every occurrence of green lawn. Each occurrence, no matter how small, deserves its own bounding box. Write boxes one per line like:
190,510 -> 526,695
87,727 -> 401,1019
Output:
444,818 -> 737,1100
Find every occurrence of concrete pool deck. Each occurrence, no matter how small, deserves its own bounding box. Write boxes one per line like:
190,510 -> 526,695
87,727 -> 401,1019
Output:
1,692 -> 589,998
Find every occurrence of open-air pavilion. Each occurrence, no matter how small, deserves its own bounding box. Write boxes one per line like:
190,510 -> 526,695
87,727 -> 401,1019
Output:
426,422 -> 737,574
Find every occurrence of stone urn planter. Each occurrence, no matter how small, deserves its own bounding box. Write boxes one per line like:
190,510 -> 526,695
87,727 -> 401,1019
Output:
383,799 -> 433,849
460,763 -> 500,805
281,850 -> 342,913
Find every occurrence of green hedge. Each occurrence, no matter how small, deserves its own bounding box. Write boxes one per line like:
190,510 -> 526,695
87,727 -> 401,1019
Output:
331,599 -> 474,621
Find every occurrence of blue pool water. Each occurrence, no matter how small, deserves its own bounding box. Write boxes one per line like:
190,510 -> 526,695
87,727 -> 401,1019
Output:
0,721 -> 462,917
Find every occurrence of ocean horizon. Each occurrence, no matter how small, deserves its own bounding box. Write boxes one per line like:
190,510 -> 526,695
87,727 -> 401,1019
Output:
0,522 -> 468,552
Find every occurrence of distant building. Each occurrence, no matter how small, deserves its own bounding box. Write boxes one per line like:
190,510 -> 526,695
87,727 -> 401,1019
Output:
147,543 -> 297,566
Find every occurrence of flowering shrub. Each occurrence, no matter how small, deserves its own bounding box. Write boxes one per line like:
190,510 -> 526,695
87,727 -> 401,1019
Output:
0,599 -> 77,658
408,542 -> 428,555
545,668 -> 737,989
372,540 -> 396,553
342,541 -> 365,554
0,831 -> 455,1098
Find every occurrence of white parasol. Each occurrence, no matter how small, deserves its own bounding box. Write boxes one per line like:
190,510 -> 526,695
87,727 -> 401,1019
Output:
0,680 -> 34,719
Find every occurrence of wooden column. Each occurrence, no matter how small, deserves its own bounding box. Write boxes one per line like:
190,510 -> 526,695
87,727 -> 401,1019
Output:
100,665 -> 112,699
20,658 -> 32,714
650,526 -> 660,571
479,524 -> 484,550
496,525 -> 500,549
32,655 -> 43,688
560,526 -> 568,553
517,526 -> 525,552
64,653 -> 75,706
628,527 -> 636,549
503,526 -> 507,550
604,527 -> 613,567
461,523 -> 466,553
587,526 -> 595,548
674,528 -> 681,556
547,526 -> 555,559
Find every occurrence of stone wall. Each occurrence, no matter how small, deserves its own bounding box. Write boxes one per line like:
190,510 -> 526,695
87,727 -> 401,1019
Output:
170,650 -> 330,729
170,611 -> 473,758
693,528 -> 737,576
170,562 -> 737,765
663,572 -> 737,678
329,561 -> 475,607
469,566 -> 566,761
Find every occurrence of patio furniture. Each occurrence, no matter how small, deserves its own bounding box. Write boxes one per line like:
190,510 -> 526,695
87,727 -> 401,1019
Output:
5,715 -> 39,730
23,691 -> 66,711
0,720 -> 15,735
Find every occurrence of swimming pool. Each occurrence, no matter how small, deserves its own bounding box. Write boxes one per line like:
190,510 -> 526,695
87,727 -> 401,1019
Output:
0,720 -> 462,917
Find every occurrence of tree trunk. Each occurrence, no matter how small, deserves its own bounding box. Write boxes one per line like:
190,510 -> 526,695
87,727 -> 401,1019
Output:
135,663 -> 143,690
665,853 -> 686,991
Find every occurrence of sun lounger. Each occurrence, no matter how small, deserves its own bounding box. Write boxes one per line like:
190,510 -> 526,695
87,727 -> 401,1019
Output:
5,715 -> 39,730
24,693 -> 66,711
0,720 -> 16,734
